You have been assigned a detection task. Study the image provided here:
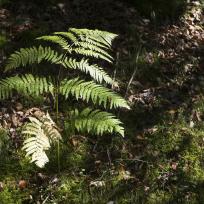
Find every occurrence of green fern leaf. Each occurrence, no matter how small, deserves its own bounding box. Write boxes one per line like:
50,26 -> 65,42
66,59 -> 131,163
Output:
55,31 -> 106,50
60,78 -> 130,109
5,46 -> 114,84
71,47 -> 113,63
69,108 -> 124,136
37,35 -> 70,51
54,31 -> 78,44
0,74 -> 54,99
5,46 -> 63,72
69,28 -> 118,48
61,57 -> 113,84
74,41 -> 113,59
39,34 -> 113,63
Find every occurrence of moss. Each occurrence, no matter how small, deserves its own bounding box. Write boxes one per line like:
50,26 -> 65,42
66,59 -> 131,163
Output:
0,178 -> 31,204
147,190 -> 172,204
143,100 -> 204,203
52,176 -> 89,204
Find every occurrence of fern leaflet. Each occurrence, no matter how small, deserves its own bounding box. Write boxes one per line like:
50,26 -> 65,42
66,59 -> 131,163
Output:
5,46 -> 63,72
60,57 -> 113,84
59,78 -> 130,109
0,74 -> 54,99
69,108 -> 124,136
22,113 -> 61,168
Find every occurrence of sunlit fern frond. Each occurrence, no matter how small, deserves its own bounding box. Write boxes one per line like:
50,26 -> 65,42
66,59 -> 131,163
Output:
69,108 -> 124,136
54,31 -> 78,44
70,47 -> 113,63
5,45 -> 113,84
59,78 -> 130,109
5,46 -> 63,72
0,73 -> 125,110
22,113 -> 61,168
74,41 -> 113,59
68,28 -> 118,49
22,117 -> 50,168
0,74 -> 54,99
61,57 -> 113,84
55,29 -> 111,49
39,30 -> 114,63
55,28 -> 117,61
37,35 -> 71,51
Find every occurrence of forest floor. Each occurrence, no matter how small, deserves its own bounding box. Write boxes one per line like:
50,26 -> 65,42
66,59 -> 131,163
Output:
1,0 -> 204,203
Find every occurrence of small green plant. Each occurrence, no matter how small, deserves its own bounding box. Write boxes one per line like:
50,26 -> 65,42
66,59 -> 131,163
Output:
0,28 -> 129,168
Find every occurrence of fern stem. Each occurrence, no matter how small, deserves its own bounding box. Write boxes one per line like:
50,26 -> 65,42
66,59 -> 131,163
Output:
55,82 -> 60,173
57,139 -> 60,173
124,45 -> 142,99
111,52 -> 119,90
55,89 -> 59,122
55,90 -> 60,173
55,90 -> 61,173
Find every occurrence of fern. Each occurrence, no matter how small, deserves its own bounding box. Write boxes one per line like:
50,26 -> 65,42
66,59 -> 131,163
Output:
60,57 -> 113,84
54,31 -> 78,44
60,78 -> 129,109
5,46 -> 63,72
69,28 -> 118,48
5,47 -> 113,84
1,28 -> 129,168
71,47 -> 113,63
69,108 -> 124,136
37,35 -> 70,51
38,34 -> 113,63
54,28 -> 116,50
22,113 -> 61,168
0,74 -> 128,109
0,74 -> 54,99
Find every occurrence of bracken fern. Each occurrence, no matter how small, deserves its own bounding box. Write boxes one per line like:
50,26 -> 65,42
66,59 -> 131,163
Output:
1,28 -> 129,167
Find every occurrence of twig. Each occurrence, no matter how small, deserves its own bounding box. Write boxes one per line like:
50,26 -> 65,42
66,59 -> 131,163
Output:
116,157 -> 150,164
112,52 -> 119,90
107,148 -> 112,165
42,195 -> 50,204
124,45 -> 142,99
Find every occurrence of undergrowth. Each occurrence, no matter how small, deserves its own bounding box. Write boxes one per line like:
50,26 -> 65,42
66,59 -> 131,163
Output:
1,1 -> 204,203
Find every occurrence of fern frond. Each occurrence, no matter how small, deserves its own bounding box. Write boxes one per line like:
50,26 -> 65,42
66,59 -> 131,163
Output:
22,113 -> 61,168
42,112 -> 62,141
0,74 -> 54,99
5,45 -> 113,84
69,108 -> 124,136
74,41 -> 113,59
71,47 -> 113,63
69,28 -> 118,48
55,28 -> 116,62
37,35 -> 70,50
61,58 -> 113,84
60,78 -> 130,109
54,31 -> 78,44
55,31 -> 106,50
5,46 -> 63,72
22,117 -> 50,168
38,34 -> 113,63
